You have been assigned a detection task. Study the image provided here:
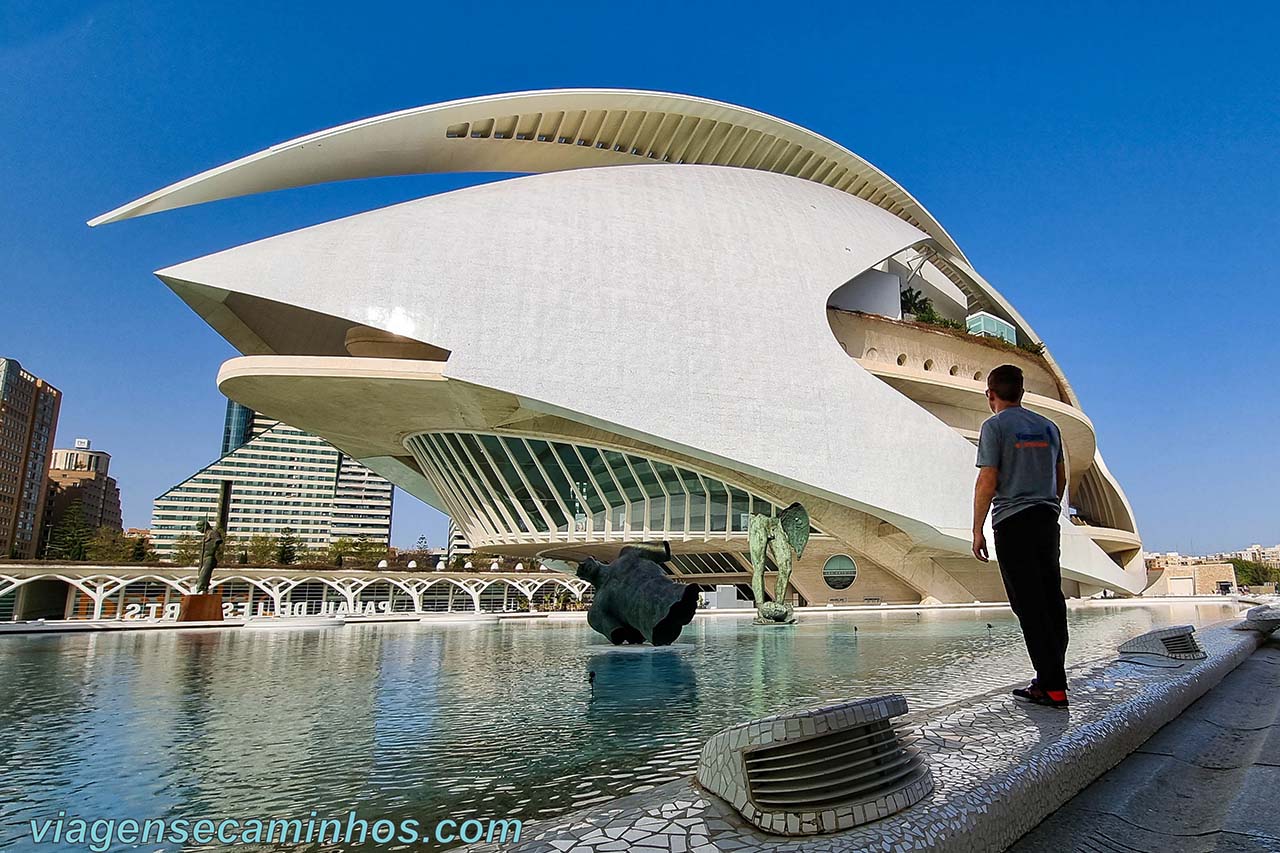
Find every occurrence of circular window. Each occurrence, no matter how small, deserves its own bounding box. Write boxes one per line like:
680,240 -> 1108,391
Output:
865,347 -> 879,359
923,359 -> 934,371
973,370 -> 984,381
896,354 -> 907,366
949,365 -> 959,376
823,555 -> 858,590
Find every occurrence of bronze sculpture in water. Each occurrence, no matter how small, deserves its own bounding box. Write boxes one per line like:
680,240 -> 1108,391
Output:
748,502 -> 809,624
571,542 -> 699,646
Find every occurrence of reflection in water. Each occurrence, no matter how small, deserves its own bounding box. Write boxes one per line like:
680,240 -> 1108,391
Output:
586,647 -> 699,709
0,603 -> 1238,852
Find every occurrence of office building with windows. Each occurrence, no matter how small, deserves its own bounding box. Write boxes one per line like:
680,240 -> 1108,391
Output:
97,89 -> 1143,602
0,358 -> 61,559
41,438 -> 123,552
446,518 -> 473,562
150,404 -> 392,560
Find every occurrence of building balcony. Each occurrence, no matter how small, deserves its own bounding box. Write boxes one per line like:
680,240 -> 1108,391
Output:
828,307 -> 1064,402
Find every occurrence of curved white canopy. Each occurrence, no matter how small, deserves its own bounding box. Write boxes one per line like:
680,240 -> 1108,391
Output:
89,88 -> 968,262
91,88 -> 1140,591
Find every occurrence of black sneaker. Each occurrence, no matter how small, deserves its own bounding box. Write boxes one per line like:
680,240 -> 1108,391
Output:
1013,682 -> 1069,708
1012,680 -> 1039,701
1032,690 -> 1069,709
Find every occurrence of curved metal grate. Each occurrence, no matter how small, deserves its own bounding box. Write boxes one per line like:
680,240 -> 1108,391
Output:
1160,632 -> 1205,658
696,694 -> 933,834
1118,625 -> 1207,661
744,719 -> 927,811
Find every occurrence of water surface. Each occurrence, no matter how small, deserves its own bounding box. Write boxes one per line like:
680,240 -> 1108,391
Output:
0,603 -> 1238,851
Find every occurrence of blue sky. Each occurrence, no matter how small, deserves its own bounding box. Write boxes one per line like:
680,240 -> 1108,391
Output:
2,1 -> 1277,554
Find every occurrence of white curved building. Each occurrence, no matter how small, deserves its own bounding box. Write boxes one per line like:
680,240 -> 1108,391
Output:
94,89 -> 1143,604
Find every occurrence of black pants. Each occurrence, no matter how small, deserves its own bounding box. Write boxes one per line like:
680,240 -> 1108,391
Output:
994,505 -> 1069,691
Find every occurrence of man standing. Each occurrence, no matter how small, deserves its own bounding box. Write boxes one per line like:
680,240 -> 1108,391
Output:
972,364 -> 1070,709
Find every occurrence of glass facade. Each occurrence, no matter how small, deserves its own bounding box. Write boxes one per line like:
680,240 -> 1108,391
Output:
405,432 -> 786,547
667,551 -> 779,575
965,311 -> 1017,345
221,399 -> 255,456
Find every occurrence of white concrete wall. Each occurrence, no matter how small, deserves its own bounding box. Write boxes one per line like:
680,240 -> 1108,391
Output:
829,269 -> 902,318
158,165 -> 1141,594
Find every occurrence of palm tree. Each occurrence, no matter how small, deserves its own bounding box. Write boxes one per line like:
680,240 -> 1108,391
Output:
899,286 -> 931,317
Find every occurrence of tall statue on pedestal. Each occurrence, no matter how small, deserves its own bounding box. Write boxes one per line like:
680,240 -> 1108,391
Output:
748,502 -> 809,624
178,521 -> 225,622
195,520 -> 223,595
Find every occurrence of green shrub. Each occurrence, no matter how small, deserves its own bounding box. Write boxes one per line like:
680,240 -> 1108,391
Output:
915,306 -> 966,332
1230,559 -> 1279,587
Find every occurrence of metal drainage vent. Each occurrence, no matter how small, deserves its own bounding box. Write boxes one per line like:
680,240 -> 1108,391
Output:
1118,625 -> 1207,661
695,694 -> 932,835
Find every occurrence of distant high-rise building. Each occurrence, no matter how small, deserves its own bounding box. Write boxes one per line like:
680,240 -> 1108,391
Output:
447,519 -> 472,561
42,438 -> 123,552
332,455 -> 396,543
0,358 -> 61,558
221,399 -> 254,456
150,404 -> 393,560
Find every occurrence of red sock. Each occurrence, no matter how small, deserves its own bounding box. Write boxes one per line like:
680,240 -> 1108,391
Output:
1047,690 -> 1067,701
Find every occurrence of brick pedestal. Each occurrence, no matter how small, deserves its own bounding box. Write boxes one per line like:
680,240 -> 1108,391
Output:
177,593 -> 224,622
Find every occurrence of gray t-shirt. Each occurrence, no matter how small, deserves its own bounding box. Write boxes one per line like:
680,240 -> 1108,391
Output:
976,406 -> 1064,526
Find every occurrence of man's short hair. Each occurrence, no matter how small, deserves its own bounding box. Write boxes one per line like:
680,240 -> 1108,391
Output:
987,364 -> 1024,403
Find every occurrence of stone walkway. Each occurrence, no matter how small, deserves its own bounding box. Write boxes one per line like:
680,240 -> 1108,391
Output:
1012,638 -> 1280,852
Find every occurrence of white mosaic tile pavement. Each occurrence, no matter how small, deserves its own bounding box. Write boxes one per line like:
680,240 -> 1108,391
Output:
454,621 -> 1266,853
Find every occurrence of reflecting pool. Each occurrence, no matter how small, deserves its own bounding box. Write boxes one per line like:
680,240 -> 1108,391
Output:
0,602 -> 1239,851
